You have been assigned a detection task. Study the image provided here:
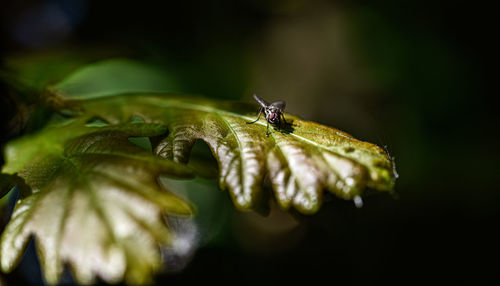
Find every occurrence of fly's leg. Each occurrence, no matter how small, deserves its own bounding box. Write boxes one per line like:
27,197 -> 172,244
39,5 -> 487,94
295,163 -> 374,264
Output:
282,113 -> 297,127
281,114 -> 289,125
247,108 -> 263,124
275,119 -> 288,134
278,120 -> 285,134
266,121 -> 270,136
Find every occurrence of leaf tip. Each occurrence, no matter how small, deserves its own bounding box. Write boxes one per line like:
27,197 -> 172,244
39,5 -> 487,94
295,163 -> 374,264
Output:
0,242 -> 23,275
234,193 -> 253,210
161,194 -> 196,216
353,195 -> 363,208
0,255 -> 14,274
293,191 -> 321,215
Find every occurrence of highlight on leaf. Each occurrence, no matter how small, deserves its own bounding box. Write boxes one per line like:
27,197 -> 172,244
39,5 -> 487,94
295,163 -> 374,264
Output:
0,119 -> 194,284
76,94 -> 397,214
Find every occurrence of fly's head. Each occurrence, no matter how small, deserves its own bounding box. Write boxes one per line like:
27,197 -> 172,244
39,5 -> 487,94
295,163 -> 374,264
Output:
265,106 -> 282,125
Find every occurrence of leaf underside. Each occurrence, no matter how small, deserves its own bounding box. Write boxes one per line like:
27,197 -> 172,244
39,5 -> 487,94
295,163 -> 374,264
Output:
78,94 -> 396,214
0,120 -> 193,284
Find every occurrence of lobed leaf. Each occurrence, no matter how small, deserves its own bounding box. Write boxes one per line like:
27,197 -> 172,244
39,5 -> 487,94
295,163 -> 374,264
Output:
0,119 -> 193,284
78,94 -> 397,214
1,57 -> 397,284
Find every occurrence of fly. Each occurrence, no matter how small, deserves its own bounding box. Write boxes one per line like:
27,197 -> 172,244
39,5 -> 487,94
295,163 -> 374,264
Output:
247,94 -> 289,136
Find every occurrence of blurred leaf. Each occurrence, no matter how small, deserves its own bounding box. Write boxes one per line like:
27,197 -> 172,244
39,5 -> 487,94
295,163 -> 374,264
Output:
160,177 -> 233,246
54,59 -> 180,100
159,177 -> 234,272
78,94 -> 396,214
0,174 -> 18,200
1,49 -> 115,94
0,119 -> 193,284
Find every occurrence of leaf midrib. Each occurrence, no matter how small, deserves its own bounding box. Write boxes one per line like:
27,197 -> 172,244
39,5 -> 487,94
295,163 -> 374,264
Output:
143,98 -> 355,150
137,98 -> 379,175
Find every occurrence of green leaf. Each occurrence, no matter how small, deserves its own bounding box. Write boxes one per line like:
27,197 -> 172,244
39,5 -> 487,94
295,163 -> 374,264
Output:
0,119 -> 193,284
78,94 -> 397,214
54,59 -> 180,100
1,49 -> 114,94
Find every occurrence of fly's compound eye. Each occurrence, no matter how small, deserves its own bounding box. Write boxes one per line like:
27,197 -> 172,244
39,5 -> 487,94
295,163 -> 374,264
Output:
268,113 -> 279,124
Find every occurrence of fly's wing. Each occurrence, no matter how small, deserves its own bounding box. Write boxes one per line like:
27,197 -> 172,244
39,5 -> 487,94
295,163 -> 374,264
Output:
270,101 -> 286,110
253,94 -> 269,107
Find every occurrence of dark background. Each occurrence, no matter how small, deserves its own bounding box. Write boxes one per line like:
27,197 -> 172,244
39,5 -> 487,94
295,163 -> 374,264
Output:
1,0 -> 498,285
